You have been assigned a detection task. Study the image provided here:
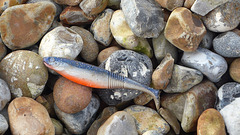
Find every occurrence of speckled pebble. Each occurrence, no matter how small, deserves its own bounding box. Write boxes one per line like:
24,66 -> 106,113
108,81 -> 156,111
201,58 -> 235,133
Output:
0,78 -> 11,111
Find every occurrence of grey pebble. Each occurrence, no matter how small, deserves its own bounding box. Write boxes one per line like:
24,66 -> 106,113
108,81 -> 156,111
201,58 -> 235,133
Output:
0,78 -> 11,111
0,114 -> 8,135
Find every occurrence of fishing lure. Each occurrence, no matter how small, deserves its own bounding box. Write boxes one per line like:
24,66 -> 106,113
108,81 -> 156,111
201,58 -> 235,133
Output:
43,57 -> 161,109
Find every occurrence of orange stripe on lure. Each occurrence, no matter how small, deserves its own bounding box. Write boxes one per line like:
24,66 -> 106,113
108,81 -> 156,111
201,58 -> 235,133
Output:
43,57 -> 161,109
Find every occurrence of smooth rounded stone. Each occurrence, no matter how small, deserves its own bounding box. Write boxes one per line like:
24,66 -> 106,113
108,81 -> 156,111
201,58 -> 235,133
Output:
230,58 -> 240,83
97,46 -> 121,65
0,1 -> 56,50
155,0 -> 184,11
8,97 -> 55,135
203,0 -> 240,32
87,107 -> 117,135
98,50 -> 153,105
97,111 -> 138,135
54,95 -> 100,134
124,105 -> 170,134
0,78 -> 11,111
197,108 -> 226,135
152,53 -> 174,90
53,77 -> 92,114
213,32 -> 240,57
70,26 -> 99,63
191,0 -> 228,16
143,130 -> 163,135
181,80 -> 217,132
0,50 -> 48,99
152,32 -> 178,62
164,7 -> 206,52
51,118 -> 63,135
134,92 -> 153,106
158,108 -> 180,135
199,30 -> 214,49
110,10 -> 153,58
181,47 -> 228,82
54,0 -> 82,6
184,0 -> 196,8
0,0 -> 27,14
80,0 -> 108,15
60,6 -> 96,25
39,26 -> 83,59
121,0 -> 165,38
107,0 -> 121,9
90,8 -> 114,46
0,114 -> 8,135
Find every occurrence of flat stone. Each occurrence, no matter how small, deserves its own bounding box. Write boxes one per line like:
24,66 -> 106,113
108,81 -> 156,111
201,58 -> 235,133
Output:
203,0 -> 240,32
0,1 -> 56,50
197,108 -> 226,135
124,105 -> 170,134
97,46 -> 121,65
199,30 -> 214,49
181,47 -> 228,82
70,26 -> 99,63
54,0 -> 82,6
80,0 -> 108,15
163,64 -> 203,93
97,111 -> 138,135
164,7 -> 206,52
134,92 -> 153,106
0,0 -> 27,14
121,0 -> 165,38
155,0 -> 184,11
213,32 -> 240,57
184,0 -> 196,8
0,114 -> 8,135
191,0 -> 229,16
90,8 -> 114,46
54,95 -> 100,134
110,10 -> 153,58
152,54 -> 174,90
152,31 -> 178,62
98,50 -> 153,105
230,58 -> 240,83
0,78 -> 11,111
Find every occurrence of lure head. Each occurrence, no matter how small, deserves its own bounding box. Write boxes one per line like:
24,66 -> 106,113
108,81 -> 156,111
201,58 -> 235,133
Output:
43,57 -> 68,72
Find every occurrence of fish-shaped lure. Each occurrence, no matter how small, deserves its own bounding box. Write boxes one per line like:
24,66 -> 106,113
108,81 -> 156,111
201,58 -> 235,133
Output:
43,57 -> 161,109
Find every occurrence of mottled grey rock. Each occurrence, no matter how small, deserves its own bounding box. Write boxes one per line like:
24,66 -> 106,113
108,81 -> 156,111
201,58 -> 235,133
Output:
120,0 -> 165,38
203,0 -> 240,32
181,47 -> 228,82
164,64 -> 203,93
0,78 -> 10,111
199,30 -> 214,49
213,32 -> 240,57
98,50 -> 153,105
0,114 -> 8,135
54,96 -> 100,134
191,0 -> 229,16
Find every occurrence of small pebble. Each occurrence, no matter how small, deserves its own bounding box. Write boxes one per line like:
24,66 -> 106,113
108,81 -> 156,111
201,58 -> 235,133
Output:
0,0 -> 27,14
0,38 -> 7,60
107,0 -> 121,9
0,114 -> 8,135
80,0 -> 108,15
0,78 -> 11,111
155,0 -> 184,11
51,118 -> 64,135
134,92 -> 153,106
184,0 -> 196,8
97,46 -> 121,65
229,58 -> 240,83
54,0 -> 82,6
36,93 -> 56,117
142,130 -> 162,135
199,30 -> 214,49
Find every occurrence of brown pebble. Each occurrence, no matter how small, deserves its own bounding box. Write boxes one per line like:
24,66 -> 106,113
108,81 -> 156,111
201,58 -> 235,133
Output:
54,0 -> 82,6
155,0 -> 184,11
97,46 -> 121,64
134,92 -> 153,106
229,58 -> 240,83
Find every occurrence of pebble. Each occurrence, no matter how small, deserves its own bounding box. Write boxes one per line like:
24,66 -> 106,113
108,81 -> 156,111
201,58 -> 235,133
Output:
199,30 -> 214,49
0,0 -> 27,14
184,0 -> 195,8
90,9 -> 114,46
230,58 -> 240,83
0,38 -> 7,60
97,111 -> 138,135
124,105 -> 170,134
70,26 -> 99,63
97,46 -> 121,65
163,64 -> 203,93
0,50 -> 48,99
0,1 -> 56,50
110,10 -> 153,58
60,6 -> 96,25
213,32 -> 240,57
36,93 -> 56,117
191,0 -> 229,16
107,0 -> 121,9
80,0 -> 108,15
98,50 -> 153,105
0,78 -> 11,111
39,26 -> 83,59
152,53 -> 174,90
152,32 -> 178,62
164,7 -> 206,52
53,77 -> 92,114
155,0 -> 184,11
54,0 -> 82,6
203,0 -> 240,32
51,118 -> 63,135
0,114 -> 8,135
121,0 -> 165,38
134,92 -> 153,106
181,47 -> 228,82
142,130 -> 162,135
8,97 -> 55,135
197,108 -> 226,135
54,95 -> 100,134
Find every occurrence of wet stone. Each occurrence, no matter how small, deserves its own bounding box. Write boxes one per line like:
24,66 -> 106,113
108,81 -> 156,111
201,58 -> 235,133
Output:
181,47 -> 228,82
98,50 -> 153,105
199,30 -> 214,49
54,0 -> 82,6
54,95 -> 100,134
0,1 -> 56,50
97,111 -> 138,135
97,46 -> 121,65
164,64 -> 203,93
0,114 -> 8,135
90,8 -> 114,46
230,58 -> 240,83
124,105 -> 170,134
213,32 -> 240,57
0,0 -> 27,14
121,0 -> 165,38
155,0 -> 184,11
203,0 -> 240,32
79,0 -> 108,15
0,78 -> 11,111
164,7 -> 206,52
